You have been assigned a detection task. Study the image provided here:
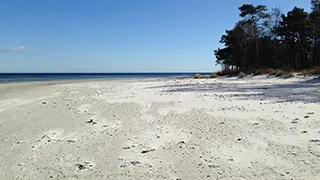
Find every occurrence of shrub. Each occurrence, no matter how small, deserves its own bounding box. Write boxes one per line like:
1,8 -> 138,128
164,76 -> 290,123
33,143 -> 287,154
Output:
239,72 -> 245,78
216,69 -> 240,76
282,73 -> 294,79
268,69 -> 283,76
311,67 -> 320,75
194,74 -> 203,79
269,69 -> 278,75
300,67 -> 320,75
253,69 -> 263,76
210,73 -> 219,78
264,68 -> 275,74
275,70 -> 284,77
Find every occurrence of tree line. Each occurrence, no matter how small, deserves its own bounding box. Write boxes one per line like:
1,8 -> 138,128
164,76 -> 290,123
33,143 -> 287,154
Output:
214,0 -> 320,72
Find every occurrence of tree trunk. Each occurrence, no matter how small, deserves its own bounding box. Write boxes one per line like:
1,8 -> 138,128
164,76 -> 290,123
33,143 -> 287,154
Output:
256,38 -> 259,68
300,50 -> 304,69
254,24 -> 260,69
314,38 -> 318,66
272,40 -> 276,68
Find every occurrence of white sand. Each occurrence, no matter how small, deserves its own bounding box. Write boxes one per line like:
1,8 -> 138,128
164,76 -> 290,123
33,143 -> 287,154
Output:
0,76 -> 319,180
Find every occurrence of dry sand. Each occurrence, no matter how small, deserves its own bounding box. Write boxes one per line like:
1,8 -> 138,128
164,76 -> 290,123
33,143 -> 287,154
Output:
0,76 -> 319,180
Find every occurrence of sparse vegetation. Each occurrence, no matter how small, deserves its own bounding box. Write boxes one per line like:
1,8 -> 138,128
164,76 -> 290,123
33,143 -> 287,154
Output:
239,72 -> 245,78
265,69 -> 295,77
216,69 -> 240,76
214,67 -> 319,78
253,69 -> 263,75
210,73 -> 219,78
194,74 -> 203,79
282,73 -> 295,79
300,66 -> 320,75
271,69 -> 284,77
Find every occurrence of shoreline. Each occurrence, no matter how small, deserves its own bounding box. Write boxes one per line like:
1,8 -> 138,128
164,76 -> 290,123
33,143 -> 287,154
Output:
0,72 -> 201,84
0,72 -> 317,85
0,76 -> 177,87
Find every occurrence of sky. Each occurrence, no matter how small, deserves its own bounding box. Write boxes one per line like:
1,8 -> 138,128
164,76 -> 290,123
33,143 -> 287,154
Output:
0,0 -> 311,73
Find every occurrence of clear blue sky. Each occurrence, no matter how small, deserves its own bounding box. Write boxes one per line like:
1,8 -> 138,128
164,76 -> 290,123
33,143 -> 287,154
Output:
0,0 -> 311,73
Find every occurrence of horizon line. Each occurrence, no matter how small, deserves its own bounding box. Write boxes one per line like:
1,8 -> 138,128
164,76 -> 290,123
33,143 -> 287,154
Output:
0,71 -> 213,74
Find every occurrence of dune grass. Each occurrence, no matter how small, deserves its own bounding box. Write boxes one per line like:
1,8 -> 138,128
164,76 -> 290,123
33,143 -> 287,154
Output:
194,74 -> 203,79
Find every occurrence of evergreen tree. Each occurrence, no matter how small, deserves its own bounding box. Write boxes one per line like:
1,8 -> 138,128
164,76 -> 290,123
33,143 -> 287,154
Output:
214,1 -> 319,72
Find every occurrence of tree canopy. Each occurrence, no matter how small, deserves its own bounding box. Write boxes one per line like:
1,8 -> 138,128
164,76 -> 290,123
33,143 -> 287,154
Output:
214,1 -> 320,71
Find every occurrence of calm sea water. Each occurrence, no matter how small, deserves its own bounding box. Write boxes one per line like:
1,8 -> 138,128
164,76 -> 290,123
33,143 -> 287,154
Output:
0,73 -> 203,83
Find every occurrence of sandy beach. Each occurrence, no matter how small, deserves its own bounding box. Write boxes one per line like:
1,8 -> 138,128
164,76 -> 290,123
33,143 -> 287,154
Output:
0,76 -> 319,180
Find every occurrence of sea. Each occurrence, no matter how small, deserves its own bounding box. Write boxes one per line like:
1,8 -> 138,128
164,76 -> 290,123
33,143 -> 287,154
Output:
0,73 -> 205,83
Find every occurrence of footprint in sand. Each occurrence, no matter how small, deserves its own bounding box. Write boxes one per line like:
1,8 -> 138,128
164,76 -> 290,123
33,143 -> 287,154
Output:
33,129 -> 64,148
33,129 -> 79,148
69,90 -> 81,94
121,125 -> 189,158
75,104 -> 91,114
75,161 -> 95,171
52,92 -> 62,95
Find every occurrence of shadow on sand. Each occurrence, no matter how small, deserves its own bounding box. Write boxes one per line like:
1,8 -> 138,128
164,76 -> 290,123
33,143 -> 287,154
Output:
150,77 -> 320,103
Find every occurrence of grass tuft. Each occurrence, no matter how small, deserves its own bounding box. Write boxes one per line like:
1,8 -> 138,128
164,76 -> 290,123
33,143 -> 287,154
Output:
239,72 -> 245,78
300,67 -> 320,76
210,73 -> 219,78
194,74 -> 203,79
